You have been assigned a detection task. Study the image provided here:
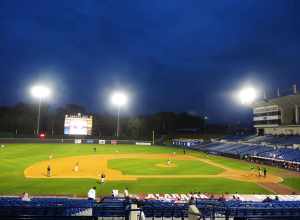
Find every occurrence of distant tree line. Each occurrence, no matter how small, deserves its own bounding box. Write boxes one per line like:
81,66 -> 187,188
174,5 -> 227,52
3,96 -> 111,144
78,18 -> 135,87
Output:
0,103 -> 207,139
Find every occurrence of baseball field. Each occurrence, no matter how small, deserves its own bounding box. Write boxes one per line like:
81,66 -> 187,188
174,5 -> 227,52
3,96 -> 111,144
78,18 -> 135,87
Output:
0,143 -> 300,196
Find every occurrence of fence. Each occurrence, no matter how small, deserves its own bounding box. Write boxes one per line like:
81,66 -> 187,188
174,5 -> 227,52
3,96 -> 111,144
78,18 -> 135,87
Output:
0,138 -> 152,145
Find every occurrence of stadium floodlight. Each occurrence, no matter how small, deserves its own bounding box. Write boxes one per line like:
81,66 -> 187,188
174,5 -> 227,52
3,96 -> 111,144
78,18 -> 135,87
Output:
31,85 -> 51,99
111,92 -> 127,107
30,85 -> 51,135
111,91 -> 128,137
238,87 -> 258,105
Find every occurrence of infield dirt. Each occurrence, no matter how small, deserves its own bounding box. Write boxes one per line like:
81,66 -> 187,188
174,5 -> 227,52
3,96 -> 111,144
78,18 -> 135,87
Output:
24,153 -> 283,184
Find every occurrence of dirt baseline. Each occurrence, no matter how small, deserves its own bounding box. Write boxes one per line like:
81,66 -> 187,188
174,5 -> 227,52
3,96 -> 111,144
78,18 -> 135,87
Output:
24,153 -> 283,184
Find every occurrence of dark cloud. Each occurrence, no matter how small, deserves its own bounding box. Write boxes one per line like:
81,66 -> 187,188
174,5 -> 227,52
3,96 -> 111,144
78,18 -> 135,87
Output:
1,0 -> 300,122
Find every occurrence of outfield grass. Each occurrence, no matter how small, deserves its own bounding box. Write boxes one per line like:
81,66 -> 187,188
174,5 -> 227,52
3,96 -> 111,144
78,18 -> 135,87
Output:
188,149 -> 288,175
108,159 -> 223,175
0,143 -> 294,195
283,177 -> 300,191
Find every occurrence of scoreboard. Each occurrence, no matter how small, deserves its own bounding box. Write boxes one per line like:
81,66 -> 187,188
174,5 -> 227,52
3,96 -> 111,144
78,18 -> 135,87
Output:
64,114 -> 93,135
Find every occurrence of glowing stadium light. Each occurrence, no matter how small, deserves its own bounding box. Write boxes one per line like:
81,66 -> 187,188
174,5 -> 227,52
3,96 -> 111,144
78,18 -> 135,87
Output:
111,92 -> 128,107
238,87 -> 258,105
110,91 -> 128,137
30,84 -> 51,135
30,85 -> 51,99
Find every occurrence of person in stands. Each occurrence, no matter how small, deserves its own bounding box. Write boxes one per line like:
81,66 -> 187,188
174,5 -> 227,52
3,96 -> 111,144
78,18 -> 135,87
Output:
218,194 -> 226,202
87,186 -> 96,200
124,187 -> 129,198
21,192 -> 31,201
262,196 -> 273,203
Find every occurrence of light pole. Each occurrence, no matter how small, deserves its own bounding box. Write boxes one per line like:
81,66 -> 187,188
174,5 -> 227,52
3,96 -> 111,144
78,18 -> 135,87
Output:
236,86 -> 259,134
204,116 -> 208,133
31,85 -> 51,135
116,105 -> 121,137
37,96 -> 42,135
111,91 -> 127,138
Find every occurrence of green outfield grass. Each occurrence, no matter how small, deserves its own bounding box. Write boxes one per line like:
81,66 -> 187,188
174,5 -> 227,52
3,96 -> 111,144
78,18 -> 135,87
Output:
108,159 -> 223,175
283,177 -> 300,191
0,143 -> 297,196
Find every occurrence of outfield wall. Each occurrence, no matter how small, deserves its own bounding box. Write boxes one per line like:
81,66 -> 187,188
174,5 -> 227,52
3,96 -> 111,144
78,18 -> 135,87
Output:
0,138 -> 152,145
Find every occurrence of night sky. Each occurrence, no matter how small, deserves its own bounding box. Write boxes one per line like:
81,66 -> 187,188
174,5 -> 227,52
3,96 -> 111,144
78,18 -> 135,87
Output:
1,0 -> 300,123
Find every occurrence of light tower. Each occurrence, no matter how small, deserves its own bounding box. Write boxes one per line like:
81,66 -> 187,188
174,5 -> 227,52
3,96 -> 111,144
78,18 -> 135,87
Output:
237,87 -> 258,105
30,85 -> 51,135
111,91 -> 128,137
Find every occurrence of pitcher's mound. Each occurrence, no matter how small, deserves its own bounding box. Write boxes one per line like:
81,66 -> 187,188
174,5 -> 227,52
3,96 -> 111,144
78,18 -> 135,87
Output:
156,163 -> 177,168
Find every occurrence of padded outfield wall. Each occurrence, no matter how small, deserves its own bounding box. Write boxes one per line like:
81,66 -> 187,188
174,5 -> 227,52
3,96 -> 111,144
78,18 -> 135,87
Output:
0,138 -> 152,145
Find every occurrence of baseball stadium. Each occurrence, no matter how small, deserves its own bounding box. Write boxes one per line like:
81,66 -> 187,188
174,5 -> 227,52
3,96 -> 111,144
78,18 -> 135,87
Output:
2,1 -> 300,219
1,88 -> 300,219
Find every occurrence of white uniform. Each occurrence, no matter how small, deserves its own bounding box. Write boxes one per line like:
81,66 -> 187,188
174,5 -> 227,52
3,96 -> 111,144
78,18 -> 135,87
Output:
124,189 -> 129,197
87,188 -> 96,200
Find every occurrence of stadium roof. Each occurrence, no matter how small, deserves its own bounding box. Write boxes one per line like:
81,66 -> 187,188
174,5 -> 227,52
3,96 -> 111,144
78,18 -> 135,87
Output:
253,93 -> 300,108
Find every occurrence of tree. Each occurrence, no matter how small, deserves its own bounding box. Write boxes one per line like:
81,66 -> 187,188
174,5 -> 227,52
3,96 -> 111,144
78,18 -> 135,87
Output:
127,117 -> 143,138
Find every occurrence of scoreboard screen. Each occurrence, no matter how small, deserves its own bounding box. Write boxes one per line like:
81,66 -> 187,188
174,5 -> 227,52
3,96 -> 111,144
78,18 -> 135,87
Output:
64,114 -> 93,135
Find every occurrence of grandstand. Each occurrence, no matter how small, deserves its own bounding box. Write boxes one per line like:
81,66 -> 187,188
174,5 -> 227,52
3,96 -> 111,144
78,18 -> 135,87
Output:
173,87 -> 300,172
253,85 -> 300,136
1,195 -> 300,219
1,87 -> 300,219
174,136 -> 300,172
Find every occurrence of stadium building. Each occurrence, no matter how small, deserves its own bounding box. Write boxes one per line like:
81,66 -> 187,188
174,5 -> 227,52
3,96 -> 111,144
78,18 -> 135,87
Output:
253,85 -> 300,136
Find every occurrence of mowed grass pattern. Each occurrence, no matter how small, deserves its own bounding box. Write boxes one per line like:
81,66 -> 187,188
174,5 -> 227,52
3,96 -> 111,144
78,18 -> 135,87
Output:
0,143 -> 291,196
108,159 -> 223,175
283,177 -> 300,191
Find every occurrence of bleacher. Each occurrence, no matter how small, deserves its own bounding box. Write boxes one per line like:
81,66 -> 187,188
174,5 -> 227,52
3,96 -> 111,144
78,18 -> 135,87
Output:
173,135 -> 300,165
246,135 -> 300,145
93,197 -> 128,217
222,134 -> 256,142
0,197 -> 94,218
226,200 -> 300,219
1,196 -> 300,219
141,199 -> 187,218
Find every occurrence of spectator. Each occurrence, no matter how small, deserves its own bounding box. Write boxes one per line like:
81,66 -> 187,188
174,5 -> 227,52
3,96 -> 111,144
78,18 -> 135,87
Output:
188,196 -> 195,205
21,192 -> 31,201
112,189 -> 119,198
209,194 -> 215,200
136,200 -> 146,220
87,187 -> 96,200
262,196 -> 273,203
275,196 -> 279,201
124,187 -> 129,198
218,194 -> 226,202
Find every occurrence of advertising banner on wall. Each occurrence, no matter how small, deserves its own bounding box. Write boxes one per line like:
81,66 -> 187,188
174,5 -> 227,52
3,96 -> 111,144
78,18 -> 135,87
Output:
99,140 -> 106,144
111,140 -> 118,145
74,139 -> 82,144
136,142 -> 151,146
